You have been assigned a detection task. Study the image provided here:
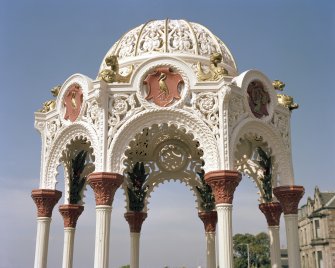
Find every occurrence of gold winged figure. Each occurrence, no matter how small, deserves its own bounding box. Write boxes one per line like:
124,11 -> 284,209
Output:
197,52 -> 228,81
273,80 -> 299,110
39,85 -> 61,113
99,55 -> 133,83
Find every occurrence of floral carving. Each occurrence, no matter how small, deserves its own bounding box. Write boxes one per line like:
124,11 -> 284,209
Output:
205,170 -> 241,204
273,186 -> 304,215
228,96 -> 245,131
259,202 -> 282,226
271,112 -> 290,149
45,118 -> 62,152
88,172 -> 123,206
31,189 -> 62,217
198,211 -> 218,232
191,92 -> 219,138
124,211 -> 147,233
108,94 -> 142,146
59,204 -> 84,228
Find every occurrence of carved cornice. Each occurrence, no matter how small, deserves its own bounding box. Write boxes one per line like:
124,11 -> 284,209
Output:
273,185 -> 304,215
198,211 -> 218,232
124,211 -> 147,233
259,202 -> 282,226
31,189 -> 62,217
205,170 -> 241,204
88,172 -> 123,206
59,204 -> 84,228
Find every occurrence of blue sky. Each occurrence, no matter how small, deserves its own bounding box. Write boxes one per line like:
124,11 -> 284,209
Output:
0,1 -> 334,267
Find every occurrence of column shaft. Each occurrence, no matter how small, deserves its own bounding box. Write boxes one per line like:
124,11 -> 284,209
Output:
205,232 -> 216,268
94,205 -> 112,268
34,217 -> 51,268
268,226 -> 281,268
217,204 -> 233,268
284,215 -> 301,268
62,228 -> 75,268
130,232 -> 140,268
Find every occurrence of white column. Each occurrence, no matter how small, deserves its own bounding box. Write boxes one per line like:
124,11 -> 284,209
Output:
62,228 -> 75,268
217,204 -> 233,268
268,226 -> 281,268
94,205 -> 112,268
206,232 -> 216,268
34,217 -> 51,268
130,232 -> 140,268
284,214 -> 301,268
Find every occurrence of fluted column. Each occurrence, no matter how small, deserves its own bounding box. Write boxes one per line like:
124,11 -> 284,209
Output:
59,204 -> 84,268
205,170 -> 241,268
88,172 -> 123,268
198,211 -> 217,268
259,202 -> 282,268
31,189 -> 62,268
273,185 -> 304,268
124,211 -> 147,268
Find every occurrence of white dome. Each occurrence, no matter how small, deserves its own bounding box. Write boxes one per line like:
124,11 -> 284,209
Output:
99,19 -> 237,75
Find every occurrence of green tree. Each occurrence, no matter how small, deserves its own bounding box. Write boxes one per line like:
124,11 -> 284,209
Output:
233,232 -> 270,268
119,265 -> 130,268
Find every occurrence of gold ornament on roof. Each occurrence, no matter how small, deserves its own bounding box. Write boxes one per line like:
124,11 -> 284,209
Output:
99,55 -> 133,83
197,52 -> 228,81
39,85 -> 61,113
273,80 -> 299,111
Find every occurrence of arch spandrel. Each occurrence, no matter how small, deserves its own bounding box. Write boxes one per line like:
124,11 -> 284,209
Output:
230,118 -> 294,187
108,109 -> 221,175
42,123 -> 98,190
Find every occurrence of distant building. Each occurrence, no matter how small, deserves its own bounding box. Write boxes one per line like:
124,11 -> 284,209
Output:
298,186 -> 335,268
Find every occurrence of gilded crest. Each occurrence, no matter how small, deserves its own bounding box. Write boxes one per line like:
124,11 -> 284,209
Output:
144,67 -> 183,107
64,83 -> 83,122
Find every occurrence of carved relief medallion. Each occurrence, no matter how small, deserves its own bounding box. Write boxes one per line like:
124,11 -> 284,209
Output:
247,80 -> 270,118
144,67 -> 183,107
64,83 -> 83,122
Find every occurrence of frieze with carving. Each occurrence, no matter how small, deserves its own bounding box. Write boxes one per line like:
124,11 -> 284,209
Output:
273,185 -> 304,215
59,204 -> 84,228
259,202 -> 282,226
198,211 -> 217,232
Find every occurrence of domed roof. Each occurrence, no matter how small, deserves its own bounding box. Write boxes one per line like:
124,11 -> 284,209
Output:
99,19 -> 237,75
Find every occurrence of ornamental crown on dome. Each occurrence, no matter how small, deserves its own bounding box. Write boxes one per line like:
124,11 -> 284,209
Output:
99,19 -> 237,76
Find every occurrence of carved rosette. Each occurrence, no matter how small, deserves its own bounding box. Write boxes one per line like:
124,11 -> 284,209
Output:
88,172 -> 123,206
205,170 -> 241,204
31,189 -> 62,217
198,211 -> 218,233
259,202 -> 282,226
273,185 -> 304,215
124,211 -> 148,233
59,204 -> 84,228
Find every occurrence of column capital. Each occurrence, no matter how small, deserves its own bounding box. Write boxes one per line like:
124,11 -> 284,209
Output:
31,189 -> 62,217
273,185 -> 304,215
59,204 -> 84,228
205,170 -> 241,204
88,172 -> 123,206
124,211 -> 147,233
198,211 -> 218,233
259,202 -> 282,226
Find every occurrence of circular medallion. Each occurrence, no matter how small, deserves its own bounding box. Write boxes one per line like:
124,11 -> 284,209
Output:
157,141 -> 188,172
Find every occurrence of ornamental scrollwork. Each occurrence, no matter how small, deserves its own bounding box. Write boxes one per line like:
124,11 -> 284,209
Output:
271,112 -> 290,149
228,95 -> 245,132
191,92 -> 219,139
45,117 -> 62,152
108,93 -> 143,146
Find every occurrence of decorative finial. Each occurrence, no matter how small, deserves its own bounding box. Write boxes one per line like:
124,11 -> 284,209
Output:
273,80 -> 299,110
38,85 -> 61,113
197,52 -> 228,81
99,55 -> 133,83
